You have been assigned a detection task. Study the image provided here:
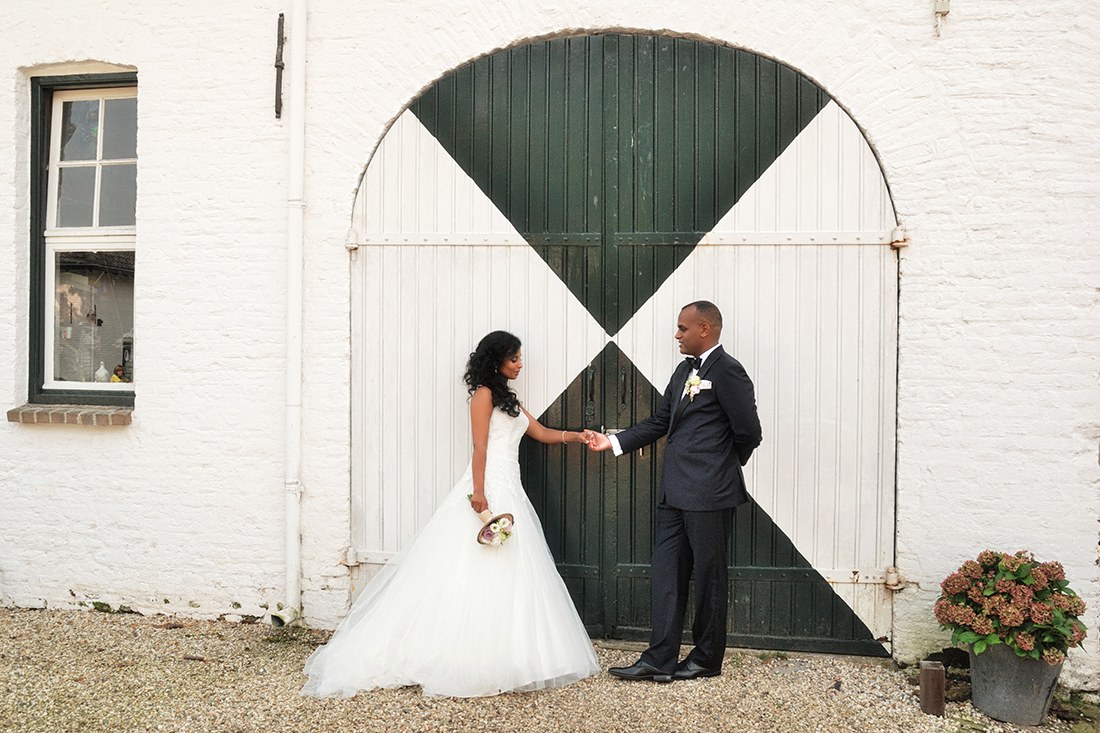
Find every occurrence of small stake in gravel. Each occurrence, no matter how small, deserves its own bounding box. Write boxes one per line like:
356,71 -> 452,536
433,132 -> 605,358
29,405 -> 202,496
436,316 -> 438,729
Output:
919,660 -> 945,716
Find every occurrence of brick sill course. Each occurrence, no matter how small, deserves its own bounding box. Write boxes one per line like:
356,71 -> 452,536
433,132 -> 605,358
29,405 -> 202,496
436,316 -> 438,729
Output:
7,404 -> 132,426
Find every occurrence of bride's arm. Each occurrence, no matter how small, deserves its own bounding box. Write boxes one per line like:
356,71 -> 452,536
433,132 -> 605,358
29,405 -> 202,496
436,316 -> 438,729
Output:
520,406 -> 589,445
469,387 -> 493,514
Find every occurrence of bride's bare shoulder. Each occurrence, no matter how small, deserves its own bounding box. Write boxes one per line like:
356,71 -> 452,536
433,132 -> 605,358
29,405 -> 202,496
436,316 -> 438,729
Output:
470,386 -> 494,412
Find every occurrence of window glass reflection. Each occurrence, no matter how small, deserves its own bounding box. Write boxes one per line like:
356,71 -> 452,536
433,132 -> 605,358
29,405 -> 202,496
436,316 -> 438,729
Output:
60,100 -> 99,161
53,251 -> 135,384
57,167 -> 96,227
99,164 -> 137,226
102,98 -> 137,160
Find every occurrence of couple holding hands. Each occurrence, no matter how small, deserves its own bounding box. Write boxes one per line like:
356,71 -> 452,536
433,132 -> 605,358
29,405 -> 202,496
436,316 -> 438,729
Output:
301,300 -> 762,699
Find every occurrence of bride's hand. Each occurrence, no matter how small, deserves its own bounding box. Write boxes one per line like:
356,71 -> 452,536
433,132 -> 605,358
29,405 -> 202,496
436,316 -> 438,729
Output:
584,430 -> 612,452
470,492 -> 489,514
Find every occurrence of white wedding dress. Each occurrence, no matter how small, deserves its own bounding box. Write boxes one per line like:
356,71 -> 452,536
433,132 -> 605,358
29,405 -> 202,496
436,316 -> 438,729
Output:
300,407 -> 601,698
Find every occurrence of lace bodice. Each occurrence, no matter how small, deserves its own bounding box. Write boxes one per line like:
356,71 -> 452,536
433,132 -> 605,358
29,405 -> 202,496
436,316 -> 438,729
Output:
482,408 -> 529,502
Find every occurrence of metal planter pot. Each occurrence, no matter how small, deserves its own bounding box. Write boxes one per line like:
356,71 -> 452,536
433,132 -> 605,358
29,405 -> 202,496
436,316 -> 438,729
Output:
969,642 -> 1063,726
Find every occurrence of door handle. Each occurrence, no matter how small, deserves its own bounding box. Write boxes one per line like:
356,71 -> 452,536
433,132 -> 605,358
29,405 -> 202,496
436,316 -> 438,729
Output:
619,367 -> 628,411
584,365 -> 596,424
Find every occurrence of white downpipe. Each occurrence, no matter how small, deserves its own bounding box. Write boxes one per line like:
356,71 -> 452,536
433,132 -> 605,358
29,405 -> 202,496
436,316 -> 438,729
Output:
277,0 -> 306,627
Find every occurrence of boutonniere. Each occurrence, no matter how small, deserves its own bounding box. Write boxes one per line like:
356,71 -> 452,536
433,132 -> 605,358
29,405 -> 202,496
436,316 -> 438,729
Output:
684,376 -> 713,402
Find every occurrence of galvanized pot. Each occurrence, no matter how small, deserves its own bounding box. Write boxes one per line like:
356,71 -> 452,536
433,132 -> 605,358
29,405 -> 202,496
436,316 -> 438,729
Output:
969,642 -> 1063,726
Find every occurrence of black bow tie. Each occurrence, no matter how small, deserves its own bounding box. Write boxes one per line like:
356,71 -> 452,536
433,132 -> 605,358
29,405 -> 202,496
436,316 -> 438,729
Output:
685,356 -> 701,370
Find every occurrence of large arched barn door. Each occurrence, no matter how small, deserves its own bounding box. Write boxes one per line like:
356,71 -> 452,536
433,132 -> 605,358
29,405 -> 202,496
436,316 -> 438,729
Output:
350,35 -> 897,657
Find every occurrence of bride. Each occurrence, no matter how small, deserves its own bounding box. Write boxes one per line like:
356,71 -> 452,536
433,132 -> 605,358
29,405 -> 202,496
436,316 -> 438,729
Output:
300,331 -> 601,698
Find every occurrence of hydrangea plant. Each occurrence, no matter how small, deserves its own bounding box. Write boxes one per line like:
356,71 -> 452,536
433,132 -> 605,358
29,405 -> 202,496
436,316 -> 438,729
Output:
935,550 -> 1087,666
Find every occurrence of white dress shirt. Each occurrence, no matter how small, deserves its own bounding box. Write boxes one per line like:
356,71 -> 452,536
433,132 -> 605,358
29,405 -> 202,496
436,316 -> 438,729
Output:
608,343 -> 721,456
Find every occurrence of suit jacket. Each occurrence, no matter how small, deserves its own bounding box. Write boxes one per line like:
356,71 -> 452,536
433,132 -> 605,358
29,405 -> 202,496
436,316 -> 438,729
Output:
616,345 -> 762,511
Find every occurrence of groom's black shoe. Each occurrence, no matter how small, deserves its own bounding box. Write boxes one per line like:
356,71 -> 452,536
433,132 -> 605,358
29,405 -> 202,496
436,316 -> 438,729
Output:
608,661 -> 673,683
673,659 -> 722,680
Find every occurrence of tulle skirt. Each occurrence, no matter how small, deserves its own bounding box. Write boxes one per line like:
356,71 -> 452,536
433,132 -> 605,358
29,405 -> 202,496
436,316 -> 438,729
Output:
300,464 -> 601,698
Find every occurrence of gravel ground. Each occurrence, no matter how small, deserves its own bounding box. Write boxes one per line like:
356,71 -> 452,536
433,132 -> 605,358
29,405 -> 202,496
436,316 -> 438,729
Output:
0,608 -> 1074,732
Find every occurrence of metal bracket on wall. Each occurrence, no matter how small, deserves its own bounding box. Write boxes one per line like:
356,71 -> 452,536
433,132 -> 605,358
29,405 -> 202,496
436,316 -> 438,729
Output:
935,0 -> 950,36
889,226 -> 908,250
345,229 -> 360,259
274,13 -> 285,118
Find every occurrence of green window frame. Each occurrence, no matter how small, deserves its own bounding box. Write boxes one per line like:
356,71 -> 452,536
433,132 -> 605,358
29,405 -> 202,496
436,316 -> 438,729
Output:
29,72 -> 138,407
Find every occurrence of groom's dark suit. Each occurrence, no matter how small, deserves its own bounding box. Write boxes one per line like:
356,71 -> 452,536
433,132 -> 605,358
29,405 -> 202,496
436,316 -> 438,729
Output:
615,345 -> 762,672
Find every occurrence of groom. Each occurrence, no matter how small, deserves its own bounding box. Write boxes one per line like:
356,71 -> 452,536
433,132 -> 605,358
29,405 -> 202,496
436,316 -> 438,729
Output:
587,300 -> 762,682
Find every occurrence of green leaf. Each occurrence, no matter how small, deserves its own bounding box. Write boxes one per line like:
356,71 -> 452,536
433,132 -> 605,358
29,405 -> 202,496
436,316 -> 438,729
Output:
974,639 -> 988,654
957,631 -> 981,644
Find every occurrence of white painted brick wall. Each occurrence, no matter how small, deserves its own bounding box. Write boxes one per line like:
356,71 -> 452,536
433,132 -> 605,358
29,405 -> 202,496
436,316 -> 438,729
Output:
0,2 -> 294,623
2,0 -> 1097,688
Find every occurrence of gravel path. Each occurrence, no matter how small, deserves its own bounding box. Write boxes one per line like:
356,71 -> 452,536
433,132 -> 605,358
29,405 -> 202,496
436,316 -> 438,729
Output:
0,608 -> 1072,732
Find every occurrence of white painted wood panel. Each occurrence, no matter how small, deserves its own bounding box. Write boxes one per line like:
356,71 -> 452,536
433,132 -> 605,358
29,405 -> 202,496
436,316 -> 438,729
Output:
715,101 -> 894,235
353,242 -> 607,555
350,98 -> 898,641
355,109 -> 525,244
618,244 -> 896,579
616,100 -> 897,642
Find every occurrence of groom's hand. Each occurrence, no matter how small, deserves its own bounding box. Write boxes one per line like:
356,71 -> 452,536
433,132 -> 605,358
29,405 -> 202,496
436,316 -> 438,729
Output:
584,430 -> 612,452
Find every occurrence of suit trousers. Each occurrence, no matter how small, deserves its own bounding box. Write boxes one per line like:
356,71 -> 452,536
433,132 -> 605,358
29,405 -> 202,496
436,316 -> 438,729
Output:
640,505 -> 734,673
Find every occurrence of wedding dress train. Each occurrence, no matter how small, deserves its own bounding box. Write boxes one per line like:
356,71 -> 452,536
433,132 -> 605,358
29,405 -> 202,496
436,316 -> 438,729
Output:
300,408 -> 600,698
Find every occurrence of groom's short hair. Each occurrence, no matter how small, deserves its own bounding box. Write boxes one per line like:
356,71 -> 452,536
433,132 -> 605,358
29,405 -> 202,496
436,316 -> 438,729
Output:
685,300 -> 723,331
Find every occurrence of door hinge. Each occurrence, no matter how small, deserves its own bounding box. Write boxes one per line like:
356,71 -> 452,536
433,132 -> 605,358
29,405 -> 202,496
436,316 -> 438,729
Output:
884,566 -> 909,591
342,548 -> 396,567
819,568 -> 907,589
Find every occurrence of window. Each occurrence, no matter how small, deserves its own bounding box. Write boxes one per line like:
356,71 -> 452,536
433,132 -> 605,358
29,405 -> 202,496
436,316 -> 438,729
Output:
30,74 -> 137,406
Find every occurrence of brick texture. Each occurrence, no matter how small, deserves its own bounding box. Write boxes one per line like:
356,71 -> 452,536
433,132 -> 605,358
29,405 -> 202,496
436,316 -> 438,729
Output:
6,405 -> 133,426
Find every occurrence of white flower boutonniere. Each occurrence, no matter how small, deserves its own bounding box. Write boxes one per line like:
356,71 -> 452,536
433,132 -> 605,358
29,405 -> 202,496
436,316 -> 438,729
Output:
685,376 -> 713,402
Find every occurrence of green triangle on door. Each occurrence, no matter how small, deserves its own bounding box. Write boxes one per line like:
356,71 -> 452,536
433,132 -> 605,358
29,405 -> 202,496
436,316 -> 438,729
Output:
411,34 -> 830,335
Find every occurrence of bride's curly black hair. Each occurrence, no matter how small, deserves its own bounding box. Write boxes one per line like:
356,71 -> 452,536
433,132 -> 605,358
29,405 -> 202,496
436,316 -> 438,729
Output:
463,331 -> 522,417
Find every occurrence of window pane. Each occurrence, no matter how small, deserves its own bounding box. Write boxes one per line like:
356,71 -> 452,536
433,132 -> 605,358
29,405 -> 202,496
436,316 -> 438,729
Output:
60,100 -> 100,161
57,166 -> 96,227
102,98 -> 137,160
53,251 -> 135,384
99,164 -> 137,226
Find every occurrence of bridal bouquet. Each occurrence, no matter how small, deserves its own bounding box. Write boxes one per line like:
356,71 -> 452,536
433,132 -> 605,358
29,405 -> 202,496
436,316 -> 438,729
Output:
468,494 -> 515,546
478,513 -> 513,546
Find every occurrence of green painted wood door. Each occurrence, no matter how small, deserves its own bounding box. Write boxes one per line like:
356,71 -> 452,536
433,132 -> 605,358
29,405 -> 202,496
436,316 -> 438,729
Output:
408,34 -> 890,656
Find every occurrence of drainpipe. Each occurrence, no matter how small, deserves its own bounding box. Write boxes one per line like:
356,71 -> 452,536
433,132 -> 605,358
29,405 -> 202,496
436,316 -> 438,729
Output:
273,0 -> 306,627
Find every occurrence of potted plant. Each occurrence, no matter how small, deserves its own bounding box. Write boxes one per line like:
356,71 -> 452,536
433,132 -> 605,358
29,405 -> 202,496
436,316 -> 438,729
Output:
935,550 -> 1088,725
